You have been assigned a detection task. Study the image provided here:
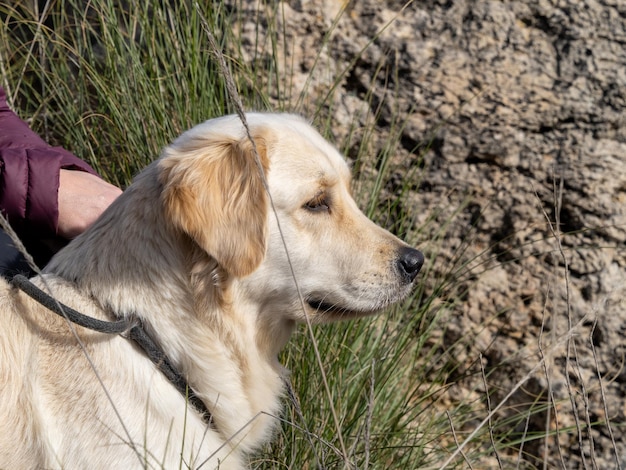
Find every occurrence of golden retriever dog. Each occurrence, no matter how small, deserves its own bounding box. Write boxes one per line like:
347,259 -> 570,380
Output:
0,114 -> 423,469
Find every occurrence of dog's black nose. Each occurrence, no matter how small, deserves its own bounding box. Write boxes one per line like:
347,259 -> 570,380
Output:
397,247 -> 424,283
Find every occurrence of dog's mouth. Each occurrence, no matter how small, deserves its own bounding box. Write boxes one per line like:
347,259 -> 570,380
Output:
307,298 -> 338,313
305,298 -> 377,318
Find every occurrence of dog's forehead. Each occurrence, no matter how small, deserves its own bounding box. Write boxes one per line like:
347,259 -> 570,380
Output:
267,122 -> 351,183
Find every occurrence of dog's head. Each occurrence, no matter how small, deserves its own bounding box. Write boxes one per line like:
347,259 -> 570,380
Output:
159,114 -> 423,322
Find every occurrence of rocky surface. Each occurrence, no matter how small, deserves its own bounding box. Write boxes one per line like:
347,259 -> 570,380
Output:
231,0 -> 626,467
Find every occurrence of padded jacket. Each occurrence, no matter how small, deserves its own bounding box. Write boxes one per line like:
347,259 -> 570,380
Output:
0,86 -> 97,265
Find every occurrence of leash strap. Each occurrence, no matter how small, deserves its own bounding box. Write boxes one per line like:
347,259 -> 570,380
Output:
11,274 -> 213,426
12,274 -> 129,334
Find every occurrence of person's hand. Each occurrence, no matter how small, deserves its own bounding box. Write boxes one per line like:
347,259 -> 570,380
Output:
57,169 -> 123,239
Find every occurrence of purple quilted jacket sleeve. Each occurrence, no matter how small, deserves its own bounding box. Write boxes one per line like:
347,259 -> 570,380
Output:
0,87 -> 97,237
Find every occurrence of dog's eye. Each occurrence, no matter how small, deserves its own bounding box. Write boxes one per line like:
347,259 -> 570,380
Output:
304,194 -> 330,213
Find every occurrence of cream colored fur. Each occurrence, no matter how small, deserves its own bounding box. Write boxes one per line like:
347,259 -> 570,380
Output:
0,114 -> 421,469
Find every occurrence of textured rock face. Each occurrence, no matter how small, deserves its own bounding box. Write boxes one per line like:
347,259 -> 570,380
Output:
232,0 -> 626,466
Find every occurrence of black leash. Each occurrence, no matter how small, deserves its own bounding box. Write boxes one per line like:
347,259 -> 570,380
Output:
11,274 -> 213,427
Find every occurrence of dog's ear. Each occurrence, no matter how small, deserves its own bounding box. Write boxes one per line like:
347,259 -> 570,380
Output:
159,129 -> 270,277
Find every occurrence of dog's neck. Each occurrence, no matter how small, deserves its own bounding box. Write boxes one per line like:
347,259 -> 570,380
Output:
44,167 -> 289,449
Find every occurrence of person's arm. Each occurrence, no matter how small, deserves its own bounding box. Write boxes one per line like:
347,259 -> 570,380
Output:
0,87 -> 121,240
